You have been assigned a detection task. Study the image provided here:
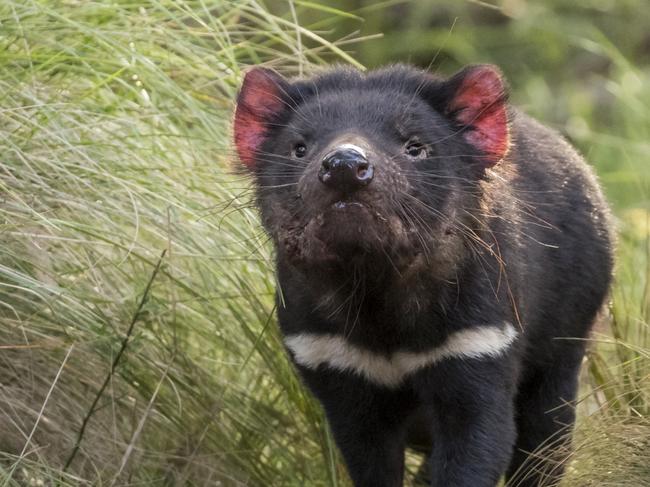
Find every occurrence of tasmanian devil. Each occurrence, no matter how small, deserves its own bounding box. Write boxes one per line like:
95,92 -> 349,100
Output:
232,63 -> 614,486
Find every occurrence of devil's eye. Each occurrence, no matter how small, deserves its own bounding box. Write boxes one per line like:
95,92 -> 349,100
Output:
405,141 -> 427,159
293,143 -> 307,158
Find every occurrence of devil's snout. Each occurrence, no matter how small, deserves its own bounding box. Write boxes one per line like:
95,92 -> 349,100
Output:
318,145 -> 374,193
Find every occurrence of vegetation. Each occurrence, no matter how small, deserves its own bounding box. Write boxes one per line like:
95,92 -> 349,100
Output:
0,0 -> 647,486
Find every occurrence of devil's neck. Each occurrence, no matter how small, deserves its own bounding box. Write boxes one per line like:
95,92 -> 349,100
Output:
278,252 -> 462,331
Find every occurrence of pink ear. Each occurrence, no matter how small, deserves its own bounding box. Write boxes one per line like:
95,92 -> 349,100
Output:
447,65 -> 509,166
234,68 -> 287,169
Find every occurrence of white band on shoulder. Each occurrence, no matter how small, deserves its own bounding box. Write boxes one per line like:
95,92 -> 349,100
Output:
284,323 -> 518,388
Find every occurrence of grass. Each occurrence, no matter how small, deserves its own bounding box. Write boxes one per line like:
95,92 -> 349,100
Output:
0,1 -> 353,484
0,0 -> 648,486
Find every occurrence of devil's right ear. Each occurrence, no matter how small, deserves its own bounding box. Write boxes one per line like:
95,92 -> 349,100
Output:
233,68 -> 290,169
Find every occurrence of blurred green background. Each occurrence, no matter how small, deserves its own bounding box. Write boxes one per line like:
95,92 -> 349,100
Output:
0,1 -> 648,486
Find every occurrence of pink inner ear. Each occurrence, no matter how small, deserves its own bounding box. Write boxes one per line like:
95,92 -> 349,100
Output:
448,67 -> 509,166
234,69 -> 286,168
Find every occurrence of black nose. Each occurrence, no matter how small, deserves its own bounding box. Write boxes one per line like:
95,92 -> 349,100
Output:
318,148 -> 374,192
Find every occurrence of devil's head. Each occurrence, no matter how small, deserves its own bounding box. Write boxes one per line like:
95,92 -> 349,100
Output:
233,64 -> 510,277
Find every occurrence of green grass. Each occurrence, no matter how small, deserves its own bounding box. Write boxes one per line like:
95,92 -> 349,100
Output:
0,1 -> 648,486
0,1 -> 353,484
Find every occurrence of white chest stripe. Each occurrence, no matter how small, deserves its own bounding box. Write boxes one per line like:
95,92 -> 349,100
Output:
284,323 -> 518,388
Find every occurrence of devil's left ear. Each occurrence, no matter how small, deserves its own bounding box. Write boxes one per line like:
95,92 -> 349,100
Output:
233,68 -> 290,169
437,65 -> 510,166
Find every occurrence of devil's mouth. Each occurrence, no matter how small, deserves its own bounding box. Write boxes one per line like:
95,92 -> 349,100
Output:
319,200 -> 376,237
327,200 -> 389,224
302,200 -> 406,260
332,200 -> 365,210
275,195 -> 425,269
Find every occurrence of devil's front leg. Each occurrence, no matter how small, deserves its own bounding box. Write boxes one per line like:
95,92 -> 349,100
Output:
296,364 -> 416,487
416,356 -> 519,487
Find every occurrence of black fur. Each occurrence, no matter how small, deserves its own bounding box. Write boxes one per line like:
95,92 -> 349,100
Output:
234,64 -> 614,486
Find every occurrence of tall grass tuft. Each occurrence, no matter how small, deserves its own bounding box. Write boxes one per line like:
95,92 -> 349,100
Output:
0,1 -> 360,484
